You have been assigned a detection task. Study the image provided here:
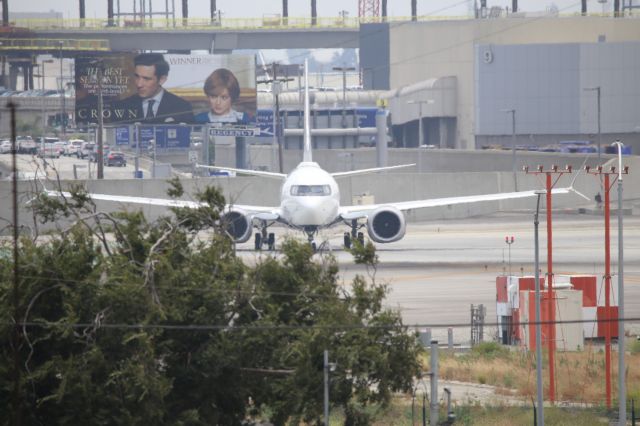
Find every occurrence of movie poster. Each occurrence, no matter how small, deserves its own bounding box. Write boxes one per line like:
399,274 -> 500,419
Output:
75,53 -> 256,126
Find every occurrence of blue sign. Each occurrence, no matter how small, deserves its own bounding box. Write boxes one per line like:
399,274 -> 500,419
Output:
158,126 -> 191,148
115,127 -> 130,145
256,109 -> 274,137
117,125 -> 191,149
356,108 -> 377,128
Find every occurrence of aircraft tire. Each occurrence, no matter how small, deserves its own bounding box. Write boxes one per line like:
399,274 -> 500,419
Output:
267,233 -> 275,251
343,232 -> 351,249
254,233 -> 262,250
357,232 -> 364,245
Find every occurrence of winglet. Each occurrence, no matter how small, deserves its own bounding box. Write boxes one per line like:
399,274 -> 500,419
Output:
302,59 -> 312,163
568,155 -> 590,201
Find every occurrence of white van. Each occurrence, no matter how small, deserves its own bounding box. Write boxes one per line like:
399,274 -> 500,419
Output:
65,139 -> 85,156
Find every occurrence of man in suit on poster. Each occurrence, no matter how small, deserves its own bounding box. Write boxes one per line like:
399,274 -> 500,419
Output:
117,53 -> 194,124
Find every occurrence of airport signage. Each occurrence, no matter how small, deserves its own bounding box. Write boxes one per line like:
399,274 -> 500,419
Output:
208,126 -> 260,137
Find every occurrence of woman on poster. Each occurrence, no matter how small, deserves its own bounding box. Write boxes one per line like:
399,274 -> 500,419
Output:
195,68 -> 249,125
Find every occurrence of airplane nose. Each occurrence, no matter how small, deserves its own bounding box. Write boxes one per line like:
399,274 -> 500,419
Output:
293,197 -> 337,225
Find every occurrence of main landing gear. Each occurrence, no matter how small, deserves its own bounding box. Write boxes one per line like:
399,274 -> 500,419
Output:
254,220 -> 275,251
343,219 -> 365,249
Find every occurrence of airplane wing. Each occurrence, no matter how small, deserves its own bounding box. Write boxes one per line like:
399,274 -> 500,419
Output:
331,163 -> 416,178
339,187 -> 574,218
43,188 -> 279,215
196,164 -> 287,179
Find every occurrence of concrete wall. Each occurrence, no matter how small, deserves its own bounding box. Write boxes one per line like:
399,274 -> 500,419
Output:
210,145 -> 616,175
2,154 -> 638,236
387,17 -> 640,150
475,41 -> 640,136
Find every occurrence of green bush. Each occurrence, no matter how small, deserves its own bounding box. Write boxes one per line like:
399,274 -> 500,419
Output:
471,342 -> 510,359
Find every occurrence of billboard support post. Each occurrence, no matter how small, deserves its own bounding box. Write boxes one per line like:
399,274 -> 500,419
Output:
97,62 -> 104,180
134,122 -> 141,177
151,125 -> 156,179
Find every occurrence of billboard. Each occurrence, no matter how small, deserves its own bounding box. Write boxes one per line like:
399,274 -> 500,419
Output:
75,53 -> 256,126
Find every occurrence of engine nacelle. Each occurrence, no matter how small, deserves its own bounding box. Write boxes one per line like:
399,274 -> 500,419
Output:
366,206 -> 406,243
220,209 -> 252,243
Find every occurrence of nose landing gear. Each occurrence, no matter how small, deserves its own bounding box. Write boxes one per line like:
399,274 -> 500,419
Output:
304,226 -> 319,252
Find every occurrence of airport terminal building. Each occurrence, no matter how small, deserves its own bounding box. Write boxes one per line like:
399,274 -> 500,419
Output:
360,16 -> 640,152
1,14 -> 640,155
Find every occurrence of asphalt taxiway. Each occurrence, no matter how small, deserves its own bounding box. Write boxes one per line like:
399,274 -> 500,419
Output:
236,211 -> 640,344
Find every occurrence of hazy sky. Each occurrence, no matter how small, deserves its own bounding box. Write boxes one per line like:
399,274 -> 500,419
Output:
10,0 -> 612,20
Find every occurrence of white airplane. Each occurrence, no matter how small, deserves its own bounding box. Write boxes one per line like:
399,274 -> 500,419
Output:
44,60 -> 583,251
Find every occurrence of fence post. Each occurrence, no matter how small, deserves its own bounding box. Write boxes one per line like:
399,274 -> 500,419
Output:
430,340 -> 439,425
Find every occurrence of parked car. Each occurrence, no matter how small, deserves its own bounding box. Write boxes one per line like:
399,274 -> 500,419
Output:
38,142 -> 64,158
77,142 -> 95,159
0,139 -> 11,154
104,151 -> 126,167
17,136 -> 37,154
64,139 -> 85,156
89,145 -> 111,163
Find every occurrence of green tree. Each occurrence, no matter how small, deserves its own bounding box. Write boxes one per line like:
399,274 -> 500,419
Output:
0,181 -> 421,425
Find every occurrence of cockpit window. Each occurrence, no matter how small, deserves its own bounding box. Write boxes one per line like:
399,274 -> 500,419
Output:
290,185 -> 331,196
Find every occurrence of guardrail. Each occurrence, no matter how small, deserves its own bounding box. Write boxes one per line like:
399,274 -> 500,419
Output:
7,13 -> 640,32
0,38 -> 110,51
8,15 -> 462,31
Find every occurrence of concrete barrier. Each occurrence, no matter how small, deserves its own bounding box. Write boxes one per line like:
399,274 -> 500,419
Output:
1,153 -> 638,236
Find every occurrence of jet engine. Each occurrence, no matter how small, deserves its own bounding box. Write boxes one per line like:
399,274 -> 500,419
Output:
366,206 -> 406,243
220,210 -> 252,243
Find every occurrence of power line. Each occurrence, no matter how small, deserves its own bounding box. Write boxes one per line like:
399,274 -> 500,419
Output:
5,316 -> 639,333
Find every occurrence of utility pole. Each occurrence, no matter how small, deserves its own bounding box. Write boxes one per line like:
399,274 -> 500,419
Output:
332,65 -> 356,133
586,150 -> 629,418
311,0 -> 317,26
282,0 -> 288,24
524,164 -> 574,404
264,63 -> 293,173
79,0 -> 86,26
58,41 -> 66,139
210,0 -> 216,21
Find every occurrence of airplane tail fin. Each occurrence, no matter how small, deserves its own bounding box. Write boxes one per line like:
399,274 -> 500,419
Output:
302,59 -> 312,163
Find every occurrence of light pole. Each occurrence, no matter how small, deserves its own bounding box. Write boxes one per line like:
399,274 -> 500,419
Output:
612,140 -> 627,425
501,108 -> 517,191
408,99 -> 434,147
533,191 -> 544,426
58,41 -> 66,139
332,65 -> 356,111
584,87 -> 601,162
505,235 -> 515,276
323,350 -> 337,426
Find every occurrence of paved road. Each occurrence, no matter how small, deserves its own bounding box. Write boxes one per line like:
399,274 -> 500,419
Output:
0,153 -> 145,180
237,212 -> 640,344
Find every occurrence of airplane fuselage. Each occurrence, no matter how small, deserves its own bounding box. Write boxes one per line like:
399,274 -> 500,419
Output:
279,162 -> 340,229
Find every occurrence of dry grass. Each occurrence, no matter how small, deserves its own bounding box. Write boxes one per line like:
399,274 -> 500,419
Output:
433,341 -> 640,406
